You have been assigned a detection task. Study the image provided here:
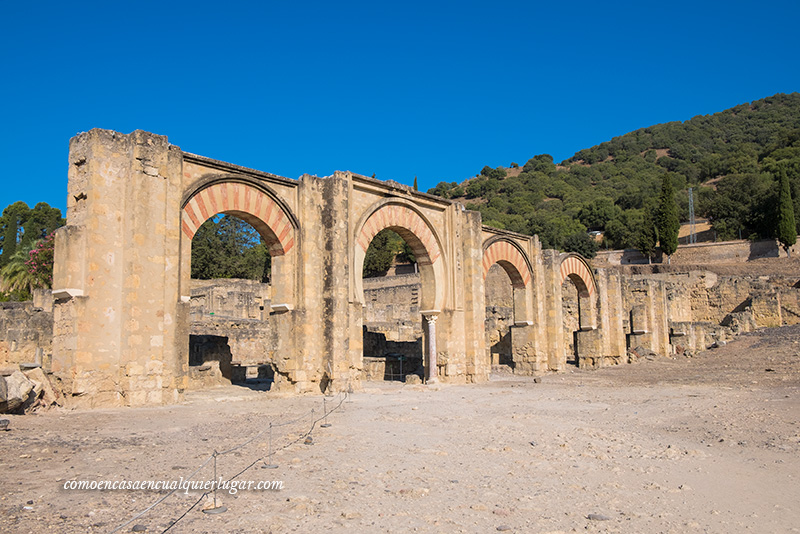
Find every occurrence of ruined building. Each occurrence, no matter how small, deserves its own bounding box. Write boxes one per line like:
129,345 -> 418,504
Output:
1,128 -> 799,409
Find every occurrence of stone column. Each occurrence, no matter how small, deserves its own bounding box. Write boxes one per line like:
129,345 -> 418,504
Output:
423,311 -> 440,383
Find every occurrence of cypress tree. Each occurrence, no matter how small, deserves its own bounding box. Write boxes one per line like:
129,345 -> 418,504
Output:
656,175 -> 680,263
776,165 -> 797,258
0,202 -> 31,268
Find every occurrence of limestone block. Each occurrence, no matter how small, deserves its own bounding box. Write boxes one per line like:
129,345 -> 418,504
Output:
145,360 -> 163,375
23,367 -> 62,407
126,363 -> 144,377
2,371 -> 35,413
146,390 -> 163,405
630,305 -> 648,334
129,390 -> 147,407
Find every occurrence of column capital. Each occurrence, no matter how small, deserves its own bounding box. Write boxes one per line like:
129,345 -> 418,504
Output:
421,309 -> 441,322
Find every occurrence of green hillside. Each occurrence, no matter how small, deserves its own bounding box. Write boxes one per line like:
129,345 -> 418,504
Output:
428,92 -> 800,257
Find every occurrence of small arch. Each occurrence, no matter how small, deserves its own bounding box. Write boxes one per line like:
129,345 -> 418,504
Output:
559,254 -> 596,298
482,239 -> 532,289
182,181 -> 295,257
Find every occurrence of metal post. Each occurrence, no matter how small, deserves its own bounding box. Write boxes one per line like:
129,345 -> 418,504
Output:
203,452 -> 227,514
262,423 -> 278,469
321,398 -> 331,428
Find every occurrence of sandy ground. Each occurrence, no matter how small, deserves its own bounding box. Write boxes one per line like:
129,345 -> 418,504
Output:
1,325 -> 799,534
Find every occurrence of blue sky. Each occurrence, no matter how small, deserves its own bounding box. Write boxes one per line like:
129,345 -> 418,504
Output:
1,0 -> 798,215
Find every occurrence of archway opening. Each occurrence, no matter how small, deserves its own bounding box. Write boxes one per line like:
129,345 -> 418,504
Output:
187,214 -> 275,390
485,263 -> 514,370
562,276 -> 581,366
361,229 -> 424,382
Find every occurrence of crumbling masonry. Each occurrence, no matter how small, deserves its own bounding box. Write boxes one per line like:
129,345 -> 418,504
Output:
9,128 -> 791,408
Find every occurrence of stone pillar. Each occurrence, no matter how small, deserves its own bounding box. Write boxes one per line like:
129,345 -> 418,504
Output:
52,129 -> 183,408
423,311 -> 440,383
509,323 -> 540,374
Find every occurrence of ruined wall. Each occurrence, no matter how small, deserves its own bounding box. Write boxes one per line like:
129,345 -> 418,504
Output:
358,264 -> 519,370
185,279 -> 275,388
49,128 -> 800,409
51,129 -> 492,407
0,296 -> 53,368
362,273 -> 422,342
596,237 -> 800,266
354,261 -> 800,375
561,279 -> 580,361
484,264 -> 514,366
619,271 -> 800,358
190,278 -> 270,321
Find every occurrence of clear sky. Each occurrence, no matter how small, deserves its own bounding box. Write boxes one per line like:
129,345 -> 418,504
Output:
1,0 -> 798,215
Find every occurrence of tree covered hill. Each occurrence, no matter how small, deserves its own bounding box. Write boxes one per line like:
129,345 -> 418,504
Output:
428,92 -> 800,256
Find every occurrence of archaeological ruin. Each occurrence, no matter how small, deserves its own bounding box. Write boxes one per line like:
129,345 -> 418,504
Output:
1,128 -> 799,410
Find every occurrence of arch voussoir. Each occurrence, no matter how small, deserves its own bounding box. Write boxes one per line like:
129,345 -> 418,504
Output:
182,181 -> 296,256
482,239 -> 532,289
559,254 -> 595,297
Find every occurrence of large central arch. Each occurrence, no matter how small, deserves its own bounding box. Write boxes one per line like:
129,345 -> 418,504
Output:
353,200 -> 445,311
181,180 -> 296,255
180,179 -> 298,306
353,199 -> 447,383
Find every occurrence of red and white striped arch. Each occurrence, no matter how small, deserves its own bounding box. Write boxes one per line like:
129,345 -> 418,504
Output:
482,240 -> 531,288
560,254 -> 595,297
181,182 -> 295,255
357,204 -> 441,265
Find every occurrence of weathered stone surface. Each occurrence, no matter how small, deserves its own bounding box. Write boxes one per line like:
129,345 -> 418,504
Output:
629,346 -> 659,362
2,371 -> 35,413
0,299 -> 53,368
23,367 -> 61,407
39,128 -> 800,408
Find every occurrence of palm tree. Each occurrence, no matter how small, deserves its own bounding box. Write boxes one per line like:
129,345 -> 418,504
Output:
0,244 -> 38,297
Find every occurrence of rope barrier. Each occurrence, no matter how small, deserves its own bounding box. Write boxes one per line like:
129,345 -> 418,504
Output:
108,391 -> 347,534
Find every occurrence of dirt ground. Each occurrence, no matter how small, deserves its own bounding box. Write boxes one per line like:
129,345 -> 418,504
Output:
1,325 -> 799,534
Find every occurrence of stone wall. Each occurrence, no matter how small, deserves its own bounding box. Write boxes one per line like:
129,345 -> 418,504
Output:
484,264 -> 514,366
596,237 -> 800,266
0,290 -> 53,369
561,279 -> 580,362
190,278 -> 271,321
618,270 -> 800,360
188,279 -> 273,387
347,265 -> 800,374
362,273 -> 422,342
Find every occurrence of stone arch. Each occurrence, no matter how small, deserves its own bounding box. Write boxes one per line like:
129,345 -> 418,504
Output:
482,238 -> 535,370
353,200 -> 445,311
559,253 -> 596,298
559,254 -> 597,357
180,178 -> 298,306
181,179 -> 296,256
482,237 -> 534,324
482,239 -> 532,288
